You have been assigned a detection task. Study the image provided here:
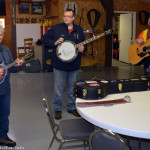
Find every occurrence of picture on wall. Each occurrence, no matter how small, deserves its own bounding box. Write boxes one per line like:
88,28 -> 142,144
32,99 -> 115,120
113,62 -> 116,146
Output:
32,5 -> 43,14
18,3 -> 30,14
0,18 -> 5,28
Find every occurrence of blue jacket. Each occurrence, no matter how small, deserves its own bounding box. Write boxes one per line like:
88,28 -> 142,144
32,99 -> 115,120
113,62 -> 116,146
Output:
0,45 -> 18,95
41,23 -> 86,71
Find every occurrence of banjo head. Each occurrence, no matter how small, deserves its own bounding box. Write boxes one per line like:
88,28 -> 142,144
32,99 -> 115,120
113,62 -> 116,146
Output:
56,41 -> 78,62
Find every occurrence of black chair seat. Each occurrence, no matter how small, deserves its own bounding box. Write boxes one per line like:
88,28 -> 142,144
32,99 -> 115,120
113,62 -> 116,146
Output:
59,118 -> 95,140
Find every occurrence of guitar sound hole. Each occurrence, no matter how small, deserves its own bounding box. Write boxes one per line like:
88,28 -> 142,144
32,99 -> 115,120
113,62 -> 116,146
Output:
143,46 -> 147,52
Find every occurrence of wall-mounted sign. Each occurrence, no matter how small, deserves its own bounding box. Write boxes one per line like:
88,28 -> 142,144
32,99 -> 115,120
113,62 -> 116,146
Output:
32,5 -> 43,15
64,2 -> 78,17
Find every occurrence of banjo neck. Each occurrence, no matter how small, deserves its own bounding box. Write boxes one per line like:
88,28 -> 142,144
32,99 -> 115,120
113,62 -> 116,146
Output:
74,29 -> 112,48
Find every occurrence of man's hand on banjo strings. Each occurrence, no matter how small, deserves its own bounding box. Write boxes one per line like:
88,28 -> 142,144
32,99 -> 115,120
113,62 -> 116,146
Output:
55,37 -> 64,45
78,45 -> 85,52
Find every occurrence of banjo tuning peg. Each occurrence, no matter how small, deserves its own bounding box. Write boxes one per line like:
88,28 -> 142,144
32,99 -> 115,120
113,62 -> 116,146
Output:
105,29 -> 113,35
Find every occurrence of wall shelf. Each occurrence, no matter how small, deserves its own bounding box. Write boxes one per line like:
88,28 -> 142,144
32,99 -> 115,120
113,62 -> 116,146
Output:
43,15 -> 59,19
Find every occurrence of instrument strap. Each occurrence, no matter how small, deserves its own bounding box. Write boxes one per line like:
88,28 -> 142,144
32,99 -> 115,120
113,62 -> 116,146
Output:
146,28 -> 150,40
77,98 -> 128,106
138,10 -> 149,25
87,9 -> 101,29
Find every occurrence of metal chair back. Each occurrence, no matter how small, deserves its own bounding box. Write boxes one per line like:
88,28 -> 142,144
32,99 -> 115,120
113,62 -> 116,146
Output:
89,128 -> 131,150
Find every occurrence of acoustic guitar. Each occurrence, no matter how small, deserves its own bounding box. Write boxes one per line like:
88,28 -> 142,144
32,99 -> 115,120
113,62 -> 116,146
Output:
128,40 -> 150,65
0,50 -> 34,84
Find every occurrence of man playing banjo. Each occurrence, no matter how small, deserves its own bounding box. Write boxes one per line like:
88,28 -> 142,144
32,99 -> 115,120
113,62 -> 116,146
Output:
41,9 -> 86,119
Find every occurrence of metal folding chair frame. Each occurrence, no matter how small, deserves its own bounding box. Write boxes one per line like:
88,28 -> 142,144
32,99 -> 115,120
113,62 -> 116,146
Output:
89,128 -> 131,150
42,93 -> 93,150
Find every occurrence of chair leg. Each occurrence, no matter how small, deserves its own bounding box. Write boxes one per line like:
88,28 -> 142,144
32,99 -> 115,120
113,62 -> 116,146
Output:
48,136 -> 55,150
58,142 -> 63,150
84,140 -> 89,150
84,140 -> 86,150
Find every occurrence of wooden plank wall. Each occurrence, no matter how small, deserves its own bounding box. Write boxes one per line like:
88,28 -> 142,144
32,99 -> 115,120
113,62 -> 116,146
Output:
46,0 -> 59,25
114,0 -> 150,36
15,0 -> 46,23
48,0 -> 150,66
1,0 -> 150,64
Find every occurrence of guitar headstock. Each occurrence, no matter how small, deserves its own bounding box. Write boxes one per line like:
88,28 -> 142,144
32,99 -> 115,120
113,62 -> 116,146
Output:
104,29 -> 113,35
21,50 -> 34,61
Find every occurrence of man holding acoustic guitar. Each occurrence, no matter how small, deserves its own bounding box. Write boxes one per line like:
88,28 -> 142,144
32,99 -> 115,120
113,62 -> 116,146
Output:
132,17 -> 150,76
0,25 -> 24,147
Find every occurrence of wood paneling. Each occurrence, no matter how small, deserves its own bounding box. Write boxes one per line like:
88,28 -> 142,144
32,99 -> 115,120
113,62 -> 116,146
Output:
16,0 -> 46,23
45,0 -> 59,25
114,0 -> 150,37
1,0 -> 150,64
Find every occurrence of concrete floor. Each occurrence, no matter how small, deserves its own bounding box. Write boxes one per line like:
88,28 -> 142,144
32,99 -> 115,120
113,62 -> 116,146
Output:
3,63 -> 149,150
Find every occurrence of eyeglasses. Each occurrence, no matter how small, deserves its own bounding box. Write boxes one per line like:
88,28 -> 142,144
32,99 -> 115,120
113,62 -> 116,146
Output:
63,15 -> 73,18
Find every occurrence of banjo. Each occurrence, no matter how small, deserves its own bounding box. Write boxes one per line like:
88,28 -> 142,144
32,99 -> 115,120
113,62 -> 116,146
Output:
56,29 -> 112,62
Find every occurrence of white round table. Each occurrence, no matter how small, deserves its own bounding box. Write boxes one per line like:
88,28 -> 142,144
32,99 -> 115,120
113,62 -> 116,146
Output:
76,91 -> 150,139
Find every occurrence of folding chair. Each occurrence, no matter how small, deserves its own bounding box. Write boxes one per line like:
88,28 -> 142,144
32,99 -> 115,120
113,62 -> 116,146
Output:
41,93 -> 95,150
89,128 -> 131,150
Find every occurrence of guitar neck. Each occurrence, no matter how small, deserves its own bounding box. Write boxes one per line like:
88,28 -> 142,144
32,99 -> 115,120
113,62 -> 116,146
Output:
2,51 -> 33,70
3,61 -> 16,70
75,32 -> 105,48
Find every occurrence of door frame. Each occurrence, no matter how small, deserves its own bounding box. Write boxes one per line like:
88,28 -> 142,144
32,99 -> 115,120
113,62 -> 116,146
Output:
113,11 -> 136,64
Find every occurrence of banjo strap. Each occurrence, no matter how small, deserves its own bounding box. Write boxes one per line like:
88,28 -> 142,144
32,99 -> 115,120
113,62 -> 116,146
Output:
87,9 -> 101,29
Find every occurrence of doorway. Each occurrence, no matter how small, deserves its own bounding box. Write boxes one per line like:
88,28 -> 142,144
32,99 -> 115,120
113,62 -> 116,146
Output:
113,11 -> 136,66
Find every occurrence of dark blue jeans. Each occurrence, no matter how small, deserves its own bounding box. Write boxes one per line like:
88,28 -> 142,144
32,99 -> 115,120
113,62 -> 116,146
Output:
53,68 -> 79,111
0,91 -> 10,138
